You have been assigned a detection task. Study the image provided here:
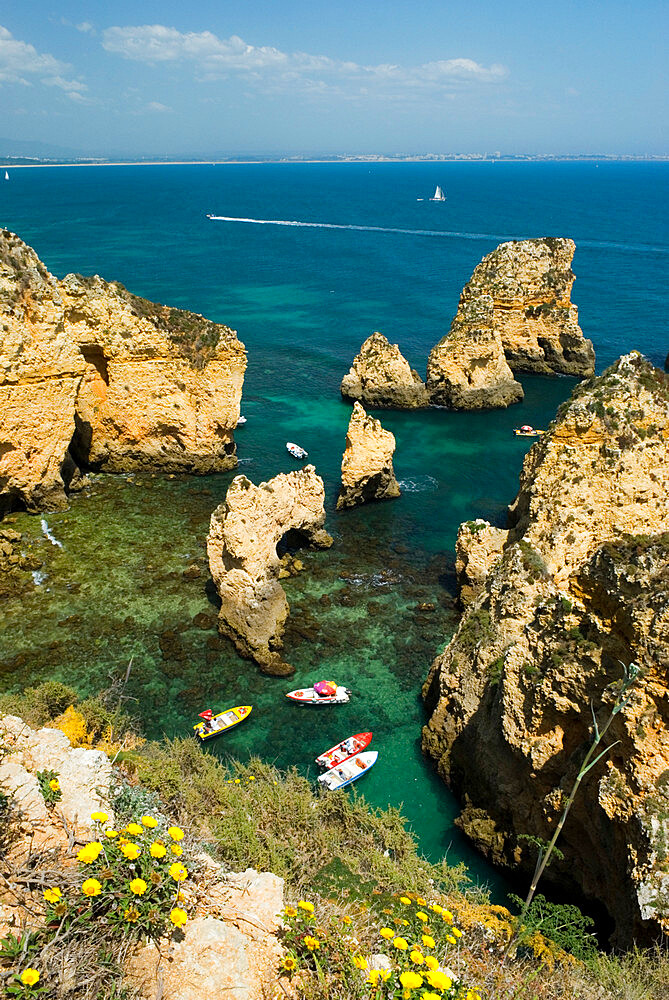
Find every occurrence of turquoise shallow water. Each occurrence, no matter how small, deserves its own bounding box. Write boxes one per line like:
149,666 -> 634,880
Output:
1,162 -> 667,895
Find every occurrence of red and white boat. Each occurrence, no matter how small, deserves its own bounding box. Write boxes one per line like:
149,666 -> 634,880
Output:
316,732 -> 372,768
286,681 -> 350,705
317,751 -> 378,790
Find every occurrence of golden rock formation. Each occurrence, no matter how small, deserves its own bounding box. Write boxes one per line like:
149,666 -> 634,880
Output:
340,331 -> 429,409
337,401 -> 400,509
0,230 -> 246,512
422,353 -> 669,944
207,466 -> 333,675
426,292 -> 523,409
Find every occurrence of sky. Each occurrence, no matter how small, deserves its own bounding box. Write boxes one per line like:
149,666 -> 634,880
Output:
0,1 -> 667,157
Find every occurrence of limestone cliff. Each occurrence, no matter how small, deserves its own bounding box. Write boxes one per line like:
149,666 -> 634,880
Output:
207,466 -> 333,675
422,353 -> 669,945
426,292 -> 523,409
458,238 -> 595,376
340,331 -> 429,409
0,230 -> 246,512
337,402 -> 400,509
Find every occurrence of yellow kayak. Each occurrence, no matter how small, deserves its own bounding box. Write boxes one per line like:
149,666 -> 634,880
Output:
193,705 -> 252,741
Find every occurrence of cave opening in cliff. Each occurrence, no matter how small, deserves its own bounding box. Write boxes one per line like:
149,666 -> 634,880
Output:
80,345 -> 109,384
276,528 -> 311,558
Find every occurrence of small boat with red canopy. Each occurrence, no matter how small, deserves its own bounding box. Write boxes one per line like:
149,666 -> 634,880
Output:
286,681 -> 351,705
194,705 -> 252,740
316,732 -> 372,768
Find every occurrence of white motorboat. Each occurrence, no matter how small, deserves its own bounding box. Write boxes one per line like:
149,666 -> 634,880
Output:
430,185 -> 446,202
318,751 -> 378,790
286,441 -> 308,459
236,415 -> 247,426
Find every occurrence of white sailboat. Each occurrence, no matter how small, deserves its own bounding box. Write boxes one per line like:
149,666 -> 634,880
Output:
430,185 -> 446,202
4,171 -> 8,181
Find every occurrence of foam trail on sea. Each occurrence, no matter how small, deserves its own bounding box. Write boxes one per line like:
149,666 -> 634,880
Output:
40,519 -> 63,548
398,476 -> 439,493
207,217 -> 669,255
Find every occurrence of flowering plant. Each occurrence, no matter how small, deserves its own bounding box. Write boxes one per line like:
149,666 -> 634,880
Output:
36,769 -> 62,806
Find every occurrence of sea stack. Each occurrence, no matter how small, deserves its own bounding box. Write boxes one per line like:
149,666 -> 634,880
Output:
206,466 -> 333,676
426,292 -> 523,409
422,353 -> 669,945
0,230 -> 246,513
340,331 -> 429,409
463,237 -> 595,376
337,402 -> 401,509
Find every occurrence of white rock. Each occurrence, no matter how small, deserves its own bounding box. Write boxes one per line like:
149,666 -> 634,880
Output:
56,748 -> 113,832
0,762 -> 49,823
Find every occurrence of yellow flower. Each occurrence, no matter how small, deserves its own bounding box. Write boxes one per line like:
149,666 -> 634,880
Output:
416,911 -> 428,922
442,909 -> 453,923
399,896 -> 412,905
367,970 -> 381,986
422,993 -> 441,1000
81,878 -> 102,897
393,936 -> 408,950
150,842 -> 167,859
129,878 -> 148,895
380,927 -> 394,939
303,935 -> 320,951
282,955 -> 297,972
77,842 -> 104,864
124,907 -> 139,922
170,907 -> 188,928
168,826 -> 184,841
431,904 -> 443,914
248,775 -> 256,780
341,915 -> 352,925
400,918 -> 409,926
44,887 -> 62,904
170,843 -> 183,856
410,950 -> 424,965
284,906 -> 297,917
417,897 -> 426,905
466,993 -> 482,1000
446,934 -> 456,945
169,862 -> 188,882
425,955 -> 439,971
234,779 -> 240,784
120,843 -> 140,860
141,815 -> 158,828
399,970 -> 423,990
105,829 -> 119,839
49,779 -> 60,792
425,970 -> 452,991
452,927 -> 462,938
421,935 -> 435,949
298,900 -> 314,913
126,823 -> 143,836
20,968 -> 40,986
91,811 -> 108,823
353,955 -> 368,970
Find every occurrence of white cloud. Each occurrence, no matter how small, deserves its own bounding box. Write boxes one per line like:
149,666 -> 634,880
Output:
0,24 -> 86,94
145,101 -> 171,112
101,24 -> 507,97
76,22 -> 95,34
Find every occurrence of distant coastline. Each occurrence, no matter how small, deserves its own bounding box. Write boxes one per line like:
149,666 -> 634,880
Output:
2,153 -> 668,169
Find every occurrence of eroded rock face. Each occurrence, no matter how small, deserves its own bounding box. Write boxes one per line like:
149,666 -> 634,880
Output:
455,519 -> 508,606
426,292 -> 523,409
422,353 -> 669,945
207,466 -> 333,675
0,230 -> 246,513
337,402 -> 400,509
462,237 -> 594,376
341,332 -> 429,409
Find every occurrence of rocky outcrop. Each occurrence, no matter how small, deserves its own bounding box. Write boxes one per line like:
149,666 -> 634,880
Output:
458,238 -> 594,376
207,466 -> 333,675
455,519 -> 508,606
0,230 -> 246,513
422,353 -> 669,945
426,292 -> 523,409
340,332 -> 429,409
337,402 -> 400,509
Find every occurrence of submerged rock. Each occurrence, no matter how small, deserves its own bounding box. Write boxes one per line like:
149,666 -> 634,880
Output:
337,402 -> 401,509
422,353 -> 669,945
461,237 -> 594,376
426,292 -> 523,409
340,331 -> 429,409
207,466 -> 333,675
0,229 -> 246,513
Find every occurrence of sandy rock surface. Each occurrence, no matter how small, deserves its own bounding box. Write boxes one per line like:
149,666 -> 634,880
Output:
341,331 -> 429,409
337,402 -> 400,508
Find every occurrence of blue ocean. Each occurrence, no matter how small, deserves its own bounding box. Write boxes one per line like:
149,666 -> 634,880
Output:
1,161 -> 667,892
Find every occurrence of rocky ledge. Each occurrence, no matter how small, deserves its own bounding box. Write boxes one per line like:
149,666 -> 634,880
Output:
207,466 -> 333,675
422,353 -> 669,945
466,237 -> 595,376
426,291 -> 523,410
340,331 -> 429,409
0,230 -> 246,513
337,401 -> 401,509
